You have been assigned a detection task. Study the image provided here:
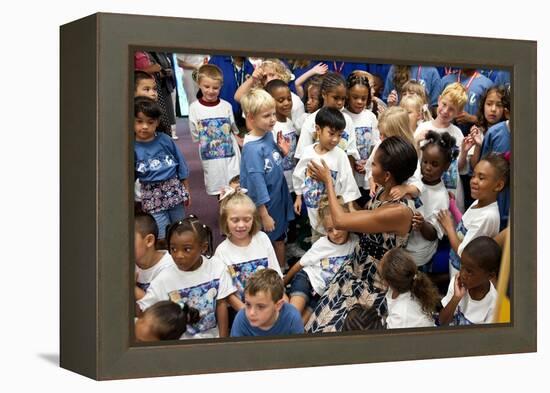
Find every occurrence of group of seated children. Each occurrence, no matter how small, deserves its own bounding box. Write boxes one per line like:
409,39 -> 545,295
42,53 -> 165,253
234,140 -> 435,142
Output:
133,57 -> 511,341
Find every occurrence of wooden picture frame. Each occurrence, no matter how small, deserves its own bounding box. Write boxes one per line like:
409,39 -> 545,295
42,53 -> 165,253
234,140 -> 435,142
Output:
60,12 -> 536,380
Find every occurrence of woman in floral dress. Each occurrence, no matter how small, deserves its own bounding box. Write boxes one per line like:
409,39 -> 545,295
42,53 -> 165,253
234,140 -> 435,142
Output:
304,136 -> 418,333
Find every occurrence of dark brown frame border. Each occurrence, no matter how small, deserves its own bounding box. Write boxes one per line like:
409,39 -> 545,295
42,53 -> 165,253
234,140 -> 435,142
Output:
60,12 -> 536,380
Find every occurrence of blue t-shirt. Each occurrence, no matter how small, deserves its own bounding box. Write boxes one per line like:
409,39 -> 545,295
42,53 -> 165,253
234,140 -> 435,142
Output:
326,61 -> 367,80
134,132 -> 189,183
481,121 -> 511,230
365,63 -> 391,84
208,56 -> 254,120
382,65 -> 442,107
230,302 -> 304,337
240,133 -> 295,241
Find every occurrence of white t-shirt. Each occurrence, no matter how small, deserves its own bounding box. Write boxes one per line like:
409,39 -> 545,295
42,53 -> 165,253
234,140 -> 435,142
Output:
214,231 -> 282,300
135,250 -> 175,292
137,256 -> 236,339
342,108 -> 380,189
441,274 -> 497,325
385,288 -> 435,329
406,181 -> 449,266
300,234 -> 358,296
271,119 -> 298,193
414,121 -> 465,212
295,109 -> 359,160
292,143 -> 361,233
291,92 -> 306,122
449,200 -> 500,276
293,112 -> 309,134
188,99 -> 241,195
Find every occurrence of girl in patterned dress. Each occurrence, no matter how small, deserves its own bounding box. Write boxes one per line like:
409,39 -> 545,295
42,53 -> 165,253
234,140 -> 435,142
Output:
304,136 -> 418,333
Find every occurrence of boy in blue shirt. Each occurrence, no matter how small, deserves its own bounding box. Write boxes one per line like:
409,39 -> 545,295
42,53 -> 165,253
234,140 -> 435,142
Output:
230,269 -> 304,337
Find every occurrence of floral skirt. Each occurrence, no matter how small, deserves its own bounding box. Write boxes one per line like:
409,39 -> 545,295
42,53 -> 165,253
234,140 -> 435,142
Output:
140,177 -> 188,214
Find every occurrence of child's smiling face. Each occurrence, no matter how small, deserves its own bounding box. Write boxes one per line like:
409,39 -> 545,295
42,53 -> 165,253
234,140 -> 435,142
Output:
271,86 -> 292,121
470,160 -> 504,203
135,78 -> 158,101
198,76 -> 222,102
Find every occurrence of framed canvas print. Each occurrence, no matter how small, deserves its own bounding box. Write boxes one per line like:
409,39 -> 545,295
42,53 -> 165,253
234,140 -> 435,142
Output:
60,12 -> 536,380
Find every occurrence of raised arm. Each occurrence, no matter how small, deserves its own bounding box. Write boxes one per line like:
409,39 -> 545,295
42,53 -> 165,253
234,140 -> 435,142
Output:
294,63 -> 328,98
234,67 -> 264,103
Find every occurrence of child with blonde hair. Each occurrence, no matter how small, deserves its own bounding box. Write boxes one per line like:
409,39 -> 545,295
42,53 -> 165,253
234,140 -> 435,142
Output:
188,64 -> 241,196
400,94 -> 432,133
284,196 -> 358,323
214,190 -> 282,310
240,88 -> 295,268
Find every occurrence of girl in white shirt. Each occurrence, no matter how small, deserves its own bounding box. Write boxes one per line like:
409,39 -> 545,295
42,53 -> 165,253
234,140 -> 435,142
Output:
379,248 -> 440,329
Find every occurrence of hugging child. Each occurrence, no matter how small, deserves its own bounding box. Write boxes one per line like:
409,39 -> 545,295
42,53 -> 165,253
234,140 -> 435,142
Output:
214,190 -> 283,310
137,217 -> 237,339
284,196 -> 358,323
134,212 -> 175,301
439,236 -> 501,325
188,64 -> 241,196
406,131 -> 457,268
239,88 -> 295,268
230,269 -> 304,337
292,107 -> 360,241
438,153 -> 507,276
135,300 -> 200,342
134,96 -> 190,241
379,248 -> 440,329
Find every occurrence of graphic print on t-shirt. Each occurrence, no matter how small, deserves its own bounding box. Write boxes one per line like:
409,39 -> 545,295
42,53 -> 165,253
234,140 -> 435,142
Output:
197,117 -> 235,160
231,258 -> 269,300
319,253 -> 353,287
136,154 -> 176,175
355,126 -> 374,160
337,130 -> 350,150
168,279 -> 220,335
303,169 -> 338,208
453,307 -> 474,326
442,158 -> 459,190
282,131 -> 297,171
449,220 -> 467,270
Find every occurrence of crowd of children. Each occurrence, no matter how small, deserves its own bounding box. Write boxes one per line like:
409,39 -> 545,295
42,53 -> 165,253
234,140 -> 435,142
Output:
132,54 -> 511,341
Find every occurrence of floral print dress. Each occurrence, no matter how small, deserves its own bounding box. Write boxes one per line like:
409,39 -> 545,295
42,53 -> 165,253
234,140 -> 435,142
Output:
305,188 -> 415,333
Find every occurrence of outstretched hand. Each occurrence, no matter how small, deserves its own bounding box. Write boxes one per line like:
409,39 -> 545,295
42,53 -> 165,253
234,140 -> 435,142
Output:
312,62 -> 328,75
307,159 -> 332,184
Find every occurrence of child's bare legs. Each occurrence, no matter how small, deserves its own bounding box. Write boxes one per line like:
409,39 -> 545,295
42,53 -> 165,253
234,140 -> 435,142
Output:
274,240 -> 287,270
302,308 -> 313,326
289,295 -> 306,315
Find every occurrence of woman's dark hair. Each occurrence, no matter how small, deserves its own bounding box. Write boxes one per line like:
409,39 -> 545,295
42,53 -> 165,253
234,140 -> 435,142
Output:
315,107 -> 346,131
265,78 -> 290,96
376,136 -> 418,184
476,85 -> 510,131
380,248 -> 440,315
134,96 -> 162,119
342,304 -> 384,331
166,215 -> 214,258
346,72 -> 372,108
145,300 -> 200,340
421,131 -> 458,165
480,152 -> 510,187
319,72 -> 346,107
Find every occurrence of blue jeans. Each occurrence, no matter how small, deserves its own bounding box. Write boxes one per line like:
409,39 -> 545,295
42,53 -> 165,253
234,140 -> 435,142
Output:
151,204 -> 185,240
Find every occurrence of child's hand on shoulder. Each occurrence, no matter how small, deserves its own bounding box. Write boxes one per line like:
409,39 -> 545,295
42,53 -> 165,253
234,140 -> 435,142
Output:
389,185 -> 408,200
454,272 -> 467,299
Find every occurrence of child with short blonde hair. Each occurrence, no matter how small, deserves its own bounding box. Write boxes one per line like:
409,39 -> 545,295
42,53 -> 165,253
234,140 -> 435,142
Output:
188,64 -> 242,196
240,89 -> 295,269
